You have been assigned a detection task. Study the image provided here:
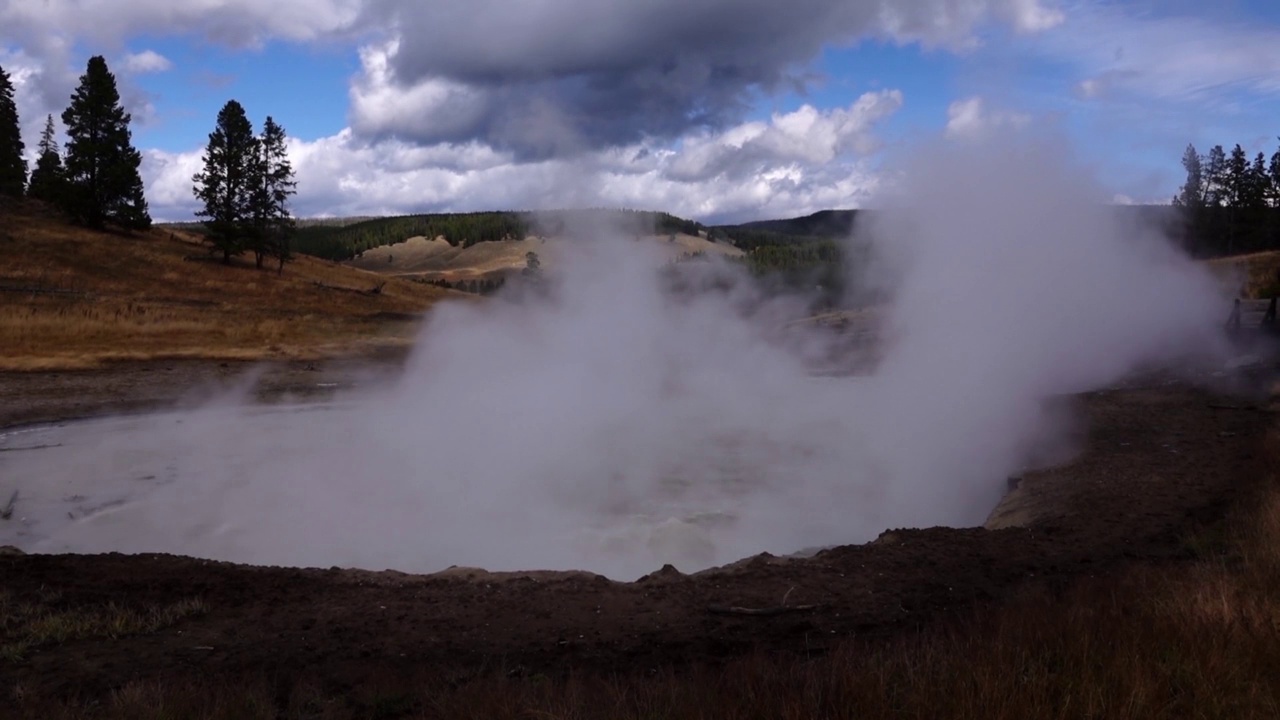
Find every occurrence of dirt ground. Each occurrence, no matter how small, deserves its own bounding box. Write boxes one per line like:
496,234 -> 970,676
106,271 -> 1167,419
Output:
1,353 -> 1275,703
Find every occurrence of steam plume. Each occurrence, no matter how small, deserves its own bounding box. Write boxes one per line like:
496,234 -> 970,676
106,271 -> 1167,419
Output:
2,129 -> 1229,579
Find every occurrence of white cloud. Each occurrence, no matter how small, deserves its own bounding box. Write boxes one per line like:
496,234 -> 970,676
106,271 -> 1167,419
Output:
4,0 -> 1070,219
147,92 -> 902,224
347,40 -> 492,144
123,50 -> 173,74
944,96 -> 1031,140
668,91 -> 903,182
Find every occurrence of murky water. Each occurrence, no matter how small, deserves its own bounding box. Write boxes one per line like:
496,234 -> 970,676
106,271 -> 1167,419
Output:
0,394 -> 854,579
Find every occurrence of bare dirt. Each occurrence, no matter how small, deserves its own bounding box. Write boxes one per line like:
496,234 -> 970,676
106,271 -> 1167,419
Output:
1,356 -> 1275,703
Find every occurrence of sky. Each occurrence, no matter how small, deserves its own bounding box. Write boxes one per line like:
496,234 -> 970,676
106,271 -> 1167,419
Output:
2,0 -> 1280,223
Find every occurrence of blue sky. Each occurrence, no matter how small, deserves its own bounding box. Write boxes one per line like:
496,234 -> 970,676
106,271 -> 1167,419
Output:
3,0 -> 1280,222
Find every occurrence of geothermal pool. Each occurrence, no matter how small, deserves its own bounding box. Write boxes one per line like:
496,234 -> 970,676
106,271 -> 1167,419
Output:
0,391 -> 896,580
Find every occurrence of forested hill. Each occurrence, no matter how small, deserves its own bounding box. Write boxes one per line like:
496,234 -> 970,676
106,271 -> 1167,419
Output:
726,209 -> 859,239
279,209 -> 705,261
720,205 -> 1280,260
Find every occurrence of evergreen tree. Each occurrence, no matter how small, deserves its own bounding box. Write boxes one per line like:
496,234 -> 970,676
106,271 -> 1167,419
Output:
1269,139 -> 1280,208
27,114 -> 66,203
1226,144 -> 1249,208
1175,144 -> 1203,207
61,56 -> 150,229
0,63 -> 26,198
248,116 -> 297,272
1204,145 -> 1228,206
1247,152 -> 1269,209
193,100 -> 258,264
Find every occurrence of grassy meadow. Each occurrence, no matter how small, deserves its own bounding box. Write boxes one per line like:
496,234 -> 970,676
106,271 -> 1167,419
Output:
0,201 -> 453,370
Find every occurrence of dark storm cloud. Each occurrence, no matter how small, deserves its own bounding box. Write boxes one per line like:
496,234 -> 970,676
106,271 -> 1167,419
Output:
351,0 -> 1062,156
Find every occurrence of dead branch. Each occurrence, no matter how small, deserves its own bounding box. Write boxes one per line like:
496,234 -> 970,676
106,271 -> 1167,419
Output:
707,604 -> 819,617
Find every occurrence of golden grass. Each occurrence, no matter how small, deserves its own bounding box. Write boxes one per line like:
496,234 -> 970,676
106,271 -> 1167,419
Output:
0,590 -> 206,664
1208,250 -> 1280,299
0,204 -> 456,368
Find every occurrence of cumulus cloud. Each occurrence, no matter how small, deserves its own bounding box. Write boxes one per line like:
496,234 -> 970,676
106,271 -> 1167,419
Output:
148,91 -> 901,223
4,0 -> 1071,217
123,50 -> 173,74
349,0 -> 1061,155
145,135 -> 886,224
667,91 -> 903,182
944,96 -> 1031,140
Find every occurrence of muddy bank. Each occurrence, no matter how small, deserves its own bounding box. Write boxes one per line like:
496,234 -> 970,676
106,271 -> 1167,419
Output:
2,380 -> 1271,699
0,352 -> 409,430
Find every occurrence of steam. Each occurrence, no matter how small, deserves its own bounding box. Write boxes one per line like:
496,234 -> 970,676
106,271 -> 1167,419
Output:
2,131 -> 1230,579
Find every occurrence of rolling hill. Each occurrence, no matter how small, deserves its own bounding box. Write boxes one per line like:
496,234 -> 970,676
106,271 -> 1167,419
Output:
0,199 -> 454,370
346,231 -> 745,281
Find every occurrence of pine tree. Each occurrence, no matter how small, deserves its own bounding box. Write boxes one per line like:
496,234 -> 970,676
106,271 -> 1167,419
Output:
27,114 -> 66,203
193,100 -> 258,264
1247,152 -> 1269,210
1204,145 -> 1228,206
0,63 -> 26,198
1269,139 -> 1280,208
61,56 -> 150,229
1175,144 -> 1203,208
248,116 -> 297,273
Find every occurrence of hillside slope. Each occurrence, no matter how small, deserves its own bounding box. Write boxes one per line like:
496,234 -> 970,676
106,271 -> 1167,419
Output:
348,232 -> 744,279
0,201 -> 455,369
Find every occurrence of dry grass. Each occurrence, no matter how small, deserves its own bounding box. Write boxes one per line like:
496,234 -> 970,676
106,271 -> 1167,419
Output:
1209,250 -> 1280,299
0,590 -> 206,664
0,203 -> 456,369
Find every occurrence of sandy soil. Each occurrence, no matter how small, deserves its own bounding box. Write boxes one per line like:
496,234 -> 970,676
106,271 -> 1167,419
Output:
1,356 -> 1274,701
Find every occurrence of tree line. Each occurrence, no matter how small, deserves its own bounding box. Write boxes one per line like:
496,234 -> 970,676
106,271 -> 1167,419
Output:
293,212 -> 529,260
0,56 -> 151,229
1174,142 -> 1280,257
419,276 -> 507,295
291,209 -> 709,261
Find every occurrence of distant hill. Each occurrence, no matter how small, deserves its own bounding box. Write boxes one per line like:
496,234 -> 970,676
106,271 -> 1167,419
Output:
348,232 -> 742,283
726,209 -> 859,239
267,209 -> 709,262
